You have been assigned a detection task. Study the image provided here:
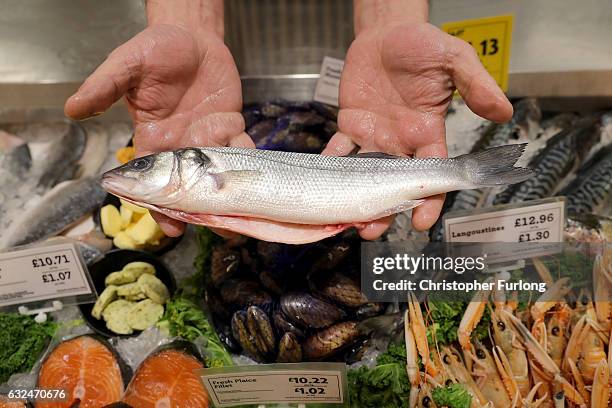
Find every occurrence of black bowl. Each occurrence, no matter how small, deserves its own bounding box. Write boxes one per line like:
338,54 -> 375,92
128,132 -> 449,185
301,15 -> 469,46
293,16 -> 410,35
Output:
94,193 -> 182,255
79,249 -> 176,338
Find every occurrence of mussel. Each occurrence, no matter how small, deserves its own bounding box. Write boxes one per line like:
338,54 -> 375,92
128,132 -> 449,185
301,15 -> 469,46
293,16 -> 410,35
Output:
309,271 -> 368,308
303,321 -> 360,361
286,111 -> 326,131
277,332 -> 303,363
310,241 -> 353,272
272,308 -> 306,339
258,270 -> 285,295
246,306 -> 276,358
280,293 -> 346,329
310,101 -> 339,121
231,306 -> 276,362
260,102 -> 287,118
231,310 -> 261,361
210,246 -> 241,287
343,338 -> 373,364
355,302 -> 385,319
205,288 -> 232,320
220,279 -> 273,310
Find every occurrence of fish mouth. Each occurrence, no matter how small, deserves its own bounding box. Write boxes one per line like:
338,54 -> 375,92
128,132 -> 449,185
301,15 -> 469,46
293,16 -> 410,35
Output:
100,172 -> 134,198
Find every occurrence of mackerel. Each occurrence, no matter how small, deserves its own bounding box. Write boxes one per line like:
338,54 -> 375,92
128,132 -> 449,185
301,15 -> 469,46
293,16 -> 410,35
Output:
430,98 -> 541,241
493,117 -> 601,205
561,144 -> 612,216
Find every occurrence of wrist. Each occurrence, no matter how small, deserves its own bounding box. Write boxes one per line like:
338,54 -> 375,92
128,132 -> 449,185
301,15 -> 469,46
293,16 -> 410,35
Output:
146,0 -> 225,39
353,0 -> 428,35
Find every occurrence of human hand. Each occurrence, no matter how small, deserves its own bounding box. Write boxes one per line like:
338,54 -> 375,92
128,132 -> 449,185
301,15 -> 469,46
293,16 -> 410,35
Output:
323,20 -> 512,239
65,23 -> 252,237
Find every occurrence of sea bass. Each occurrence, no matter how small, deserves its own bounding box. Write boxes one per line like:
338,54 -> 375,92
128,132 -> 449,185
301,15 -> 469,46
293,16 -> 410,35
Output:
102,145 -> 533,244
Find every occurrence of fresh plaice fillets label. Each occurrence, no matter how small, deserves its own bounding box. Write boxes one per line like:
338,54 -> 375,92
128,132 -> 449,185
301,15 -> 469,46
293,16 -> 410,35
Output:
201,364 -> 346,407
0,243 -> 93,307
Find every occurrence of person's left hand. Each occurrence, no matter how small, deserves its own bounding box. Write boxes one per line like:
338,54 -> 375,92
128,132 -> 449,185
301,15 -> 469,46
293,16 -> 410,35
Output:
323,22 -> 513,239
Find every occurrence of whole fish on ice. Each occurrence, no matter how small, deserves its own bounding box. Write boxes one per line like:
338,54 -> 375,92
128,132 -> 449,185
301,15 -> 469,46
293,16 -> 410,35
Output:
493,116 -> 601,205
429,98 -> 542,241
0,177 -> 107,249
102,144 -> 533,244
560,144 -> 612,217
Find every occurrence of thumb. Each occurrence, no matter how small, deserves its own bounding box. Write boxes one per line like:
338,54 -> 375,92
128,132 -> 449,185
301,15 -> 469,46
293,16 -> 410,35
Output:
65,44 -> 142,120
449,37 -> 513,123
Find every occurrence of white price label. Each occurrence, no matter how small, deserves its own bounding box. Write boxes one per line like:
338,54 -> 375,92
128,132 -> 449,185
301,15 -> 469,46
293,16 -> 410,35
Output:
443,198 -> 566,264
444,198 -> 565,243
0,243 -> 93,307
201,364 -> 346,407
313,56 -> 344,107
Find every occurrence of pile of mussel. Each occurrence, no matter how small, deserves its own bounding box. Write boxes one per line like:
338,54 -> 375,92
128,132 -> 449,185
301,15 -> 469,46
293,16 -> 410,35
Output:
204,233 -> 389,363
243,100 -> 339,154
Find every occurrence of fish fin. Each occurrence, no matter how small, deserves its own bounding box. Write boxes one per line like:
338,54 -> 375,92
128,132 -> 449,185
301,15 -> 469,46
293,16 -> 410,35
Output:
459,143 -> 534,187
349,152 -> 404,159
212,170 -> 261,189
370,200 -> 425,219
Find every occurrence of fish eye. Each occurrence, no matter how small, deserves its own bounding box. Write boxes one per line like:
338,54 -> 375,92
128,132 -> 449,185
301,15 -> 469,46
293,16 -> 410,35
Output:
443,355 -> 451,364
422,396 -> 431,407
130,157 -> 152,171
569,300 -> 577,309
445,379 -> 453,386
581,295 -> 589,305
552,326 -> 560,336
476,349 -> 486,359
497,321 -> 506,331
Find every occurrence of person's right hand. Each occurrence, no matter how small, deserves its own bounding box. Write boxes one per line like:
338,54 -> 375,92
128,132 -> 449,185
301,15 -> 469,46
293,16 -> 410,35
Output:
65,24 -> 253,237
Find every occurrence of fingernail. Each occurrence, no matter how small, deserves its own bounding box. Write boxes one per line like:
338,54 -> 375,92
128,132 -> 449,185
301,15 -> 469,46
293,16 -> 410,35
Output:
76,111 -> 105,122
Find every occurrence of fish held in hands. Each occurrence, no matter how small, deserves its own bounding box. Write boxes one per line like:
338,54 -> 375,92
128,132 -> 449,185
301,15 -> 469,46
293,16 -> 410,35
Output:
101,145 -> 533,244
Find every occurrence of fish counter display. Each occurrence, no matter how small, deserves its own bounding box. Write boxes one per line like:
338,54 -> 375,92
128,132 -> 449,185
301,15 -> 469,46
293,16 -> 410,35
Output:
0,99 -> 610,408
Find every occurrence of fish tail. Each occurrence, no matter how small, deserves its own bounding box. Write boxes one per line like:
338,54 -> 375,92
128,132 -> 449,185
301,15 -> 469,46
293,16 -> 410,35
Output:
459,143 -> 534,187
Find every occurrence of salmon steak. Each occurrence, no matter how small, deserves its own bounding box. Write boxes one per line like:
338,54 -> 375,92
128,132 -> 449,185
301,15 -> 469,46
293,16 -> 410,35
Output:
37,335 -> 129,408
0,396 -> 29,408
122,346 -> 208,408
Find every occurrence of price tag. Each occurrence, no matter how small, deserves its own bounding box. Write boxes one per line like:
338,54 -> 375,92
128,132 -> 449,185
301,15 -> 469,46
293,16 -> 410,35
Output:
444,197 -> 565,244
0,243 -> 93,307
443,198 -> 565,264
201,363 -> 347,407
442,15 -> 513,92
313,57 -> 344,107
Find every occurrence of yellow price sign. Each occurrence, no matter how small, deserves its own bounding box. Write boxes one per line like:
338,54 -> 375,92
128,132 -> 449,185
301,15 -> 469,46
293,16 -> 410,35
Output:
442,15 -> 513,92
